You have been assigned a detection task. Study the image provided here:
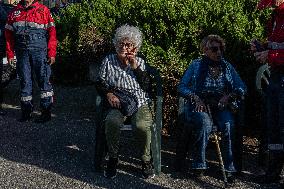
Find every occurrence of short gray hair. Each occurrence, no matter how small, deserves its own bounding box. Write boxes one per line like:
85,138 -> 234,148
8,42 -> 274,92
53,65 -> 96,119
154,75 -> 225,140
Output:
113,24 -> 143,51
200,34 -> 226,53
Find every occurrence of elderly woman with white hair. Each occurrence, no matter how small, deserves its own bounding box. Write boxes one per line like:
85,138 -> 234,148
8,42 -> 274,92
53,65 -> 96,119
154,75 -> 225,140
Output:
96,24 -> 154,179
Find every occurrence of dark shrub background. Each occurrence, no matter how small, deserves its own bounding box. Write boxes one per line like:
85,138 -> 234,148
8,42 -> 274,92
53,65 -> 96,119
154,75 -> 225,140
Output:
54,0 -> 271,137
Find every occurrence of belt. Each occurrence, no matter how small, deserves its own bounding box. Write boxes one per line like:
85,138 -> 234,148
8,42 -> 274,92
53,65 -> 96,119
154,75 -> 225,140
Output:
268,42 -> 284,50
16,34 -> 46,41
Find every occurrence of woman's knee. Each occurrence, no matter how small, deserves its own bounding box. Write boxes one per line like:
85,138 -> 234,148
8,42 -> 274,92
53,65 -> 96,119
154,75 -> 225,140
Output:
133,105 -> 153,131
192,112 -> 212,129
105,109 -> 124,129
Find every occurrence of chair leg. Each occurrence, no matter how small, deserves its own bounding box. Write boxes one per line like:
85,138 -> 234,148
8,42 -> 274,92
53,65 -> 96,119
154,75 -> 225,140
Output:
233,124 -> 243,173
151,122 -> 161,175
175,122 -> 191,171
94,121 -> 107,172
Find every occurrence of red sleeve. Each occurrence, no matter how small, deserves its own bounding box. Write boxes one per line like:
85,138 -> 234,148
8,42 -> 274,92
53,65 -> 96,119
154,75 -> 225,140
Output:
257,0 -> 273,10
268,49 -> 284,67
46,8 -> 57,58
5,12 -> 15,59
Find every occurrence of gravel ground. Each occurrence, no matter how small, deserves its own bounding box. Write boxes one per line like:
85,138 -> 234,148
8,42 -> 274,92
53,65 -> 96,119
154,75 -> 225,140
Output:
0,79 -> 283,189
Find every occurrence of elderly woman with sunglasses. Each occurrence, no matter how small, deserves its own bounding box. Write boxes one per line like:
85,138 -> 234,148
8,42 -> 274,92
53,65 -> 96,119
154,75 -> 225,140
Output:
178,35 -> 246,182
96,24 -> 154,179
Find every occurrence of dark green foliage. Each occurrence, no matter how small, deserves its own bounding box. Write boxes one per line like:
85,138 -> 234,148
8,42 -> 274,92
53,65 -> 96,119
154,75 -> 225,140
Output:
54,0 -> 271,133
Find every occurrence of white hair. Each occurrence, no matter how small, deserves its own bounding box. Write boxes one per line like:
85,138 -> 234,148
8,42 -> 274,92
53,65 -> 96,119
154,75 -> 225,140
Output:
113,24 -> 143,51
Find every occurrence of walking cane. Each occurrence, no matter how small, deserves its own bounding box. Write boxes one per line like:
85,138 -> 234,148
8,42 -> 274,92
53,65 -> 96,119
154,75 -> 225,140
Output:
207,105 -> 228,187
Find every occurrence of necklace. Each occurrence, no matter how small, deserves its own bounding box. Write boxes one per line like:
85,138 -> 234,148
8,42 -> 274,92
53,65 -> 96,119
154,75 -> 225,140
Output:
209,66 -> 221,79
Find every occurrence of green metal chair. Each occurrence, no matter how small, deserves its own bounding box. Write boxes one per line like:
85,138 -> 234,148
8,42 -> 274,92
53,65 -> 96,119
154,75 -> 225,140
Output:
255,63 -> 270,168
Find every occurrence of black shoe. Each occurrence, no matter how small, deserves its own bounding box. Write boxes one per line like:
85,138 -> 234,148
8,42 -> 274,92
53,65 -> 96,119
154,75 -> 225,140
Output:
104,157 -> 118,179
18,112 -> 32,122
35,110 -> 51,123
226,172 -> 235,184
190,169 -> 205,178
142,161 -> 155,179
173,157 -> 186,172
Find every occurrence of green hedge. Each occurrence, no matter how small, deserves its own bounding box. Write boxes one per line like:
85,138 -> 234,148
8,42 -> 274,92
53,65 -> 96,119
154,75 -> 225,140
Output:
54,0 -> 271,134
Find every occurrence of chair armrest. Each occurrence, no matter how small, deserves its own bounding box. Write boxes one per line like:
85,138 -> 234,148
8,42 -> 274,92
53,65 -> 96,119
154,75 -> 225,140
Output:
256,63 -> 270,93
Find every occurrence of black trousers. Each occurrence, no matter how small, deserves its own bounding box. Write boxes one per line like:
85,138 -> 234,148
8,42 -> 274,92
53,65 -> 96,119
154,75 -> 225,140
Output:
0,53 -> 3,105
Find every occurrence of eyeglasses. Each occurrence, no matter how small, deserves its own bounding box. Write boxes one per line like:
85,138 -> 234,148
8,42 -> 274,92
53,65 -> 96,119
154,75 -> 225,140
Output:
119,42 -> 134,48
209,46 -> 224,53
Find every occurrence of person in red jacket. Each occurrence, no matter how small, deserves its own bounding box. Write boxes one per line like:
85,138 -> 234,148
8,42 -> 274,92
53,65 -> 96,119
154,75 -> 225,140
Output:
252,0 -> 284,184
0,1 -> 14,116
5,0 -> 57,123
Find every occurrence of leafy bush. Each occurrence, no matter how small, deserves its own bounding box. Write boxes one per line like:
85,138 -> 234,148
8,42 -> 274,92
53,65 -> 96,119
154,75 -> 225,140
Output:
54,0 -> 271,135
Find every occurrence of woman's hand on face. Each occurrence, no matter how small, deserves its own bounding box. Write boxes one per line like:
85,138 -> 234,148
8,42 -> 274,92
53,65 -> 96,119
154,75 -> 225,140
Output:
126,49 -> 138,69
107,93 -> 121,109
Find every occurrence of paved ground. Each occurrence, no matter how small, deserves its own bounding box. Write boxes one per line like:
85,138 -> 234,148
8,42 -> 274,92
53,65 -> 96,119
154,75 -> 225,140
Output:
0,79 -> 283,188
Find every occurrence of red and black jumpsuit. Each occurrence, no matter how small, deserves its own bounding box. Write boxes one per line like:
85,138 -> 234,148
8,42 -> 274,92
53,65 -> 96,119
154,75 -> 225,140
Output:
258,0 -> 284,180
5,0 -> 57,113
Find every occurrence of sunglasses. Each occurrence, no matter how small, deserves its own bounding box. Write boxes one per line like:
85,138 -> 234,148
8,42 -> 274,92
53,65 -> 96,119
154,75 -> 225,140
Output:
209,46 -> 224,53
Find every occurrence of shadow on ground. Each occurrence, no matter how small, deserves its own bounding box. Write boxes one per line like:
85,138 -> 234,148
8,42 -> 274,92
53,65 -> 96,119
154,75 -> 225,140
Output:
0,79 -> 282,188
0,79 -> 168,188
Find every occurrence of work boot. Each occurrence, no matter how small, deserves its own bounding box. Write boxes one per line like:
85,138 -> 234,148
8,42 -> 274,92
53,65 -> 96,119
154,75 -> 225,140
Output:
0,108 -> 6,116
104,157 -> 118,179
226,172 -> 236,184
141,161 -> 155,179
173,157 -> 186,172
35,110 -> 51,123
18,111 -> 32,122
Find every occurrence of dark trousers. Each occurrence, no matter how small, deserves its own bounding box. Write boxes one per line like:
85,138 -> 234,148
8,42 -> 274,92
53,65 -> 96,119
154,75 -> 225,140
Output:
15,48 -> 53,112
0,53 -> 4,106
265,72 -> 284,178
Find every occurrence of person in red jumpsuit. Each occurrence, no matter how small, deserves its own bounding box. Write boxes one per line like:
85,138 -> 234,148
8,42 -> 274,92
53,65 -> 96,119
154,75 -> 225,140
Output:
252,0 -> 284,184
5,0 -> 57,123
0,1 -> 14,116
